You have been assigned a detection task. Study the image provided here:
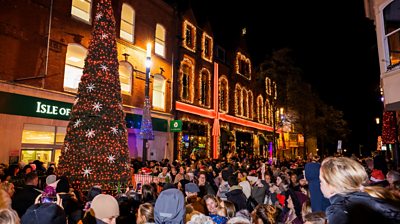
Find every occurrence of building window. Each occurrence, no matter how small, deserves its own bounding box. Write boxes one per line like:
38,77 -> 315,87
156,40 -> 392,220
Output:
71,0 -> 92,23
235,84 -> 242,116
248,90 -> 253,119
242,88 -> 248,117
219,76 -> 229,113
383,1 -> 400,69
266,77 -> 272,95
119,61 -> 132,95
21,124 -> 65,165
235,52 -> 252,79
179,57 -> 195,103
152,74 -> 166,110
155,24 -> 166,57
257,95 -> 264,123
199,68 -> 211,107
215,46 -> 225,62
265,99 -> 271,125
120,3 -> 135,43
64,44 -> 88,93
202,33 -> 213,62
183,20 -> 196,52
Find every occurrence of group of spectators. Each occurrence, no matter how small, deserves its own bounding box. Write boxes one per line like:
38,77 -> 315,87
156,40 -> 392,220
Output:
0,151 -> 399,224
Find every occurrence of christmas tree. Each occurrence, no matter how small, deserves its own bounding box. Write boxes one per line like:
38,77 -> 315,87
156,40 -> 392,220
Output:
57,0 -> 130,191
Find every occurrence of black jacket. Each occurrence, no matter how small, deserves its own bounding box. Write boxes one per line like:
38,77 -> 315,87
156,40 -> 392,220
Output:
326,192 -> 400,224
226,186 -> 247,211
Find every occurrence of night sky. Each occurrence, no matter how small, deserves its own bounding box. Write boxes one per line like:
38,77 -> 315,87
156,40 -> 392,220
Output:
190,0 -> 383,153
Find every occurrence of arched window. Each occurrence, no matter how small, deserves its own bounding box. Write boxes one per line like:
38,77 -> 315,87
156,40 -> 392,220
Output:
242,88 -> 248,117
219,76 -> 229,113
199,68 -> 211,107
265,99 -> 271,125
179,57 -> 195,103
152,74 -> 166,110
120,3 -> 135,43
64,44 -> 88,92
119,61 -> 133,95
235,84 -> 242,116
257,95 -> 264,123
265,77 -> 271,95
248,90 -> 253,119
155,24 -> 166,57
71,0 -> 92,23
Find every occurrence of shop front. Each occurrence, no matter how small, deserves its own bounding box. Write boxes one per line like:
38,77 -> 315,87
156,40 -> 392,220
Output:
0,84 -> 173,165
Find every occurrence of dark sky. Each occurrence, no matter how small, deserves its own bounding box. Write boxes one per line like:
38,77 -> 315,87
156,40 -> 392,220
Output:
190,0 -> 383,153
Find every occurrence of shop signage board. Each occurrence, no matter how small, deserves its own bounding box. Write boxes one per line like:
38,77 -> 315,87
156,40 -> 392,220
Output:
170,120 -> 182,132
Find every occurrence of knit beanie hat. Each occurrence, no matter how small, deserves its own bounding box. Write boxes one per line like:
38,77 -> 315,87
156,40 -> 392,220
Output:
90,194 -> 119,219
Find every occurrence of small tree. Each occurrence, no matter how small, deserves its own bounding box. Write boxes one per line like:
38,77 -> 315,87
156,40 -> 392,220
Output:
57,0 -> 130,191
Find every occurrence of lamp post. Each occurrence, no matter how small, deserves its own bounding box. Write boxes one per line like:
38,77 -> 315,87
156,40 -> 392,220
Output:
140,43 -> 154,161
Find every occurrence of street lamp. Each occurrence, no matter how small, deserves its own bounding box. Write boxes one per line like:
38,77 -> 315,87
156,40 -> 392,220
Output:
376,117 -> 380,125
140,43 -> 154,161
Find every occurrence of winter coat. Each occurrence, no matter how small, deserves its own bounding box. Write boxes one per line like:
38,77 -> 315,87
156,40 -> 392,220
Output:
304,162 -> 330,212
326,191 -> 400,224
226,186 -> 247,211
12,185 -> 41,217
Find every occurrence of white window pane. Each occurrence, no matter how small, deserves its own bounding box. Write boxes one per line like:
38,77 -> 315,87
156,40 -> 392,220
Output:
119,62 -> 132,95
122,4 -> 134,21
22,124 -> 55,144
156,24 -> 165,40
56,127 -> 66,144
71,0 -> 91,22
152,76 -> 165,109
64,65 -> 83,92
155,42 -> 165,57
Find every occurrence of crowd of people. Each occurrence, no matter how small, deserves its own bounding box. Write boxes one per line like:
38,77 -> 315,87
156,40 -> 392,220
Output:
0,151 -> 399,224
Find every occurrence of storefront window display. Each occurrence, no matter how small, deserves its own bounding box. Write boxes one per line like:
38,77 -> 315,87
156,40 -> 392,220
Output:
20,124 -> 66,165
180,122 -> 207,160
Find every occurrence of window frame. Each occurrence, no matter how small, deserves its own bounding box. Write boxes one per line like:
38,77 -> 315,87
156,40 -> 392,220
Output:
71,0 -> 92,24
152,74 -> 166,110
155,24 -> 166,58
63,43 -> 88,93
120,3 -> 135,43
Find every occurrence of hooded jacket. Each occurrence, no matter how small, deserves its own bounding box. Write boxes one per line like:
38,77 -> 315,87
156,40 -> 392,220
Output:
155,188 -> 185,224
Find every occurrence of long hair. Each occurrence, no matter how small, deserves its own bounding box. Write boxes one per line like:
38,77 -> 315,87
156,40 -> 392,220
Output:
321,157 -> 400,201
138,203 -> 154,223
252,204 -> 277,224
0,209 -> 20,224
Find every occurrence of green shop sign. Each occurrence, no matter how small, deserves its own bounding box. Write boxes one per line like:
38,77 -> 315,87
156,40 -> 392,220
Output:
0,91 -> 73,120
170,120 -> 182,132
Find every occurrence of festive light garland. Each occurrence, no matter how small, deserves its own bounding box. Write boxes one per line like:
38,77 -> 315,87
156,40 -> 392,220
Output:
219,76 -> 229,113
179,56 -> 195,103
235,52 -> 252,80
273,82 -> 277,100
235,83 -> 242,116
382,111 -> 396,144
257,95 -> 264,123
182,20 -> 196,52
177,116 -> 211,159
265,77 -> 271,95
265,99 -> 271,125
242,87 -> 248,117
199,68 -> 211,108
249,90 -> 253,119
201,32 -> 213,62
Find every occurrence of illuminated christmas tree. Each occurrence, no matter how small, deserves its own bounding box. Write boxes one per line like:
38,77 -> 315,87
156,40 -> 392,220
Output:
57,0 -> 130,191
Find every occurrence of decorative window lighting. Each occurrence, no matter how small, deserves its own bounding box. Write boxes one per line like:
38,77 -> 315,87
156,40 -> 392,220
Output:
201,32 -> 213,62
179,56 -> 195,103
182,20 -> 196,52
199,68 -> 211,108
235,52 -> 251,80
219,76 -> 229,113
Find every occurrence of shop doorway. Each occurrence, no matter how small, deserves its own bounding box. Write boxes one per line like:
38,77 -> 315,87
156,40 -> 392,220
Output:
235,131 -> 253,157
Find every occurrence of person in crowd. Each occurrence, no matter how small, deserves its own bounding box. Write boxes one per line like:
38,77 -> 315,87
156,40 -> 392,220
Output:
0,185 -> 12,209
220,200 -> 236,219
320,156 -> 400,224
217,169 -> 230,201
186,213 -> 214,224
56,176 -> 82,224
303,212 -> 326,224
280,189 -> 303,224
174,166 -> 189,184
158,167 -> 171,183
386,170 -> 400,190
141,184 -> 157,206
238,173 -> 251,199
84,194 -> 119,224
304,156 -> 330,212
369,168 -> 388,187
0,208 -> 20,224
185,183 -> 206,214
197,171 -> 216,198
83,186 -> 102,212
136,202 -> 154,224
21,203 -> 67,224
154,188 -> 185,224
169,166 -> 178,183
226,176 -> 247,212
251,204 -> 278,224
12,172 -> 41,217
249,175 -> 268,205
204,194 -> 227,224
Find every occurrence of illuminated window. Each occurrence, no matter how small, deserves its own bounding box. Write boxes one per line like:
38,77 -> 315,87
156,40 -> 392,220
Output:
242,88 -> 248,117
120,3 -> 135,43
119,61 -> 133,95
71,0 -> 92,23
248,90 -> 253,119
202,33 -> 213,62
266,77 -> 271,95
152,74 -> 166,110
199,68 -> 211,107
155,24 -> 166,57
179,57 -> 195,103
183,20 -> 196,52
383,1 -> 400,69
219,76 -> 229,113
63,44 -> 87,93
265,99 -> 271,125
257,95 -> 264,123
235,52 -> 251,79
235,84 -> 242,116
22,124 -> 55,144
